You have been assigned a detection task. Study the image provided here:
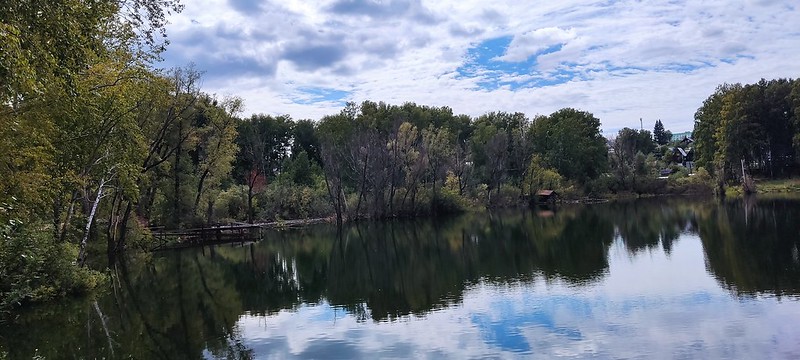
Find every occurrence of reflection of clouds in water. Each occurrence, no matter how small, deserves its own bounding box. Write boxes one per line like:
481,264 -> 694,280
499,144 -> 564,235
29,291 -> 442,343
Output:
235,236 -> 800,358
240,290 -> 799,358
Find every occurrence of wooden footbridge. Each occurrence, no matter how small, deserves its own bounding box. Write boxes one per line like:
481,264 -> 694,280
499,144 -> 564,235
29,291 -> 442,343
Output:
150,218 -> 330,251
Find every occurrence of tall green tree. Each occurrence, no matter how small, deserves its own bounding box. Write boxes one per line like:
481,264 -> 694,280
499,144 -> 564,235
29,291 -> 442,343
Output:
0,0 -> 182,105
694,79 -> 800,190
653,120 -> 670,145
1,0 -> 186,307
422,126 -> 455,212
530,108 -> 608,185
610,128 -> 656,191
694,84 -> 730,172
234,114 -> 293,223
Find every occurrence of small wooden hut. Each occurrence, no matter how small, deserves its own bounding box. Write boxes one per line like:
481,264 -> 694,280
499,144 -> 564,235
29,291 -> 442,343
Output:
536,190 -> 559,204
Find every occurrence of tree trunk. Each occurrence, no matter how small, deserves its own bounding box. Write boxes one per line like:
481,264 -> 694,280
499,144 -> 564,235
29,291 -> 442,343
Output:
106,192 -> 120,267
136,182 -> 157,219
323,169 -> 343,229
431,175 -> 438,214
58,191 -> 79,243
354,152 -> 369,218
206,198 -> 214,225
247,184 -> 254,224
78,179 -> 106,266
194,169 -> 210,215
172,123 -> 183,227
114,201 -> 133,259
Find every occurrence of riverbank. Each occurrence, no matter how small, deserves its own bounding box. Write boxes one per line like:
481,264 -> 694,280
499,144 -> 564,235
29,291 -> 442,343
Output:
724,177 -> 800,197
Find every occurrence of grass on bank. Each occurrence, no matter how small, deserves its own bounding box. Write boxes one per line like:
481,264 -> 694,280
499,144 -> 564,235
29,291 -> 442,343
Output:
724,177 -> 800,198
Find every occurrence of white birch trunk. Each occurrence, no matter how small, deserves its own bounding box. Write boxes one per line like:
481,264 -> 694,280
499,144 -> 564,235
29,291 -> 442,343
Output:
77,178 -> 107,266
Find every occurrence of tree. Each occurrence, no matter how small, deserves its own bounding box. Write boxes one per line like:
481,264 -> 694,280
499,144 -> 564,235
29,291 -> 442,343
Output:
653,120 -> 670,145
393,122 -> 425,212
758,79 -> 795,177
235,114 -> 293,223
0,0 -> 188,305
694,85 -> 730,173
693,79 -> 800,192
523,155 -> 562,196
135,66 -> 205,229
617,128 -> 655,157
470,112 -> 525,200
317,110 -> 357,227
530,108 -> 608,185
422,126 -> 455,212
291,119 -> 322,166
610,128 -> 657,191
0,0 -> 183,106
190,95 -> 242,223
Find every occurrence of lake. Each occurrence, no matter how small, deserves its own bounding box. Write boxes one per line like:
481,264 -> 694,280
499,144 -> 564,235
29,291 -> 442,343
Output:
2,197 -> 800,359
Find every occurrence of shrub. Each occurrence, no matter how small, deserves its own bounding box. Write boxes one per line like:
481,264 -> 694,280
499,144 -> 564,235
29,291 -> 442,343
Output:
669,166 -> 690,180
1,224 -> 105,312
213,186 -> 249,222
584,176 -> 613,197
668,167 -> 713,194
257,180 -> 333,221
434,187 -> 468,214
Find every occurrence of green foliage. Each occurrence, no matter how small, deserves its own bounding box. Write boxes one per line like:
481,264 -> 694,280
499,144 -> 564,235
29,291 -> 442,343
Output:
669,166 -> 690,180
617,128 -> 655,156
0,0 -> 182,103
213,186 -> 250,222
1,224 -> 105,311
609,128 -> 660,193
530,108 -> 608,185
435,185 -> 469,214
0,0 -> 205,310
257,179 -> 332,221
694,79 -> 800,183
523,154 -> 563,195
653,120 -> 671,145
584,175 -> 615,196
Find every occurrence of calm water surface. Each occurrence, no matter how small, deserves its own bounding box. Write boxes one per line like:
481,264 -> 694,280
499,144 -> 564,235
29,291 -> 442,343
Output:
2,197 -> 800,359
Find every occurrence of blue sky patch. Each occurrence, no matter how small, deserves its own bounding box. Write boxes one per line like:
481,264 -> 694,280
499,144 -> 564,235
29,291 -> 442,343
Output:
471,295 -> 586,353
456,36 -> 577,91
292,87 -> 350,105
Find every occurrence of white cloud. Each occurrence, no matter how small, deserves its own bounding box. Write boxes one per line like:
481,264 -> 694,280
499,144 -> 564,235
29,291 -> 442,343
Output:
159,0 -> 800,133
495,27 -> 578,63
231,236 -> 800,358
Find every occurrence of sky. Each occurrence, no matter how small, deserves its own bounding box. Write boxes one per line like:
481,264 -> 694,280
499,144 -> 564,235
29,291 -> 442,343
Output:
158,0 -> 800,134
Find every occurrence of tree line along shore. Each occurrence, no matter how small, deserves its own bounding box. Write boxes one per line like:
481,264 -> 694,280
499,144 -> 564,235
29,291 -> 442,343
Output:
3,2 -> 800,311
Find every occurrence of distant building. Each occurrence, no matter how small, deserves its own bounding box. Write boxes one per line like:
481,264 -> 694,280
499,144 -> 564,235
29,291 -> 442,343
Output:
535,190 -> 559,204
669,144 -> 695,172
671,131 -> 692,142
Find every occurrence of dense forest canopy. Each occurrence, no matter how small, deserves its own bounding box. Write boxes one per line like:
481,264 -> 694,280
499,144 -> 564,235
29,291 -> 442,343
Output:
693,79 -> 800,185
2,2 -> 800,311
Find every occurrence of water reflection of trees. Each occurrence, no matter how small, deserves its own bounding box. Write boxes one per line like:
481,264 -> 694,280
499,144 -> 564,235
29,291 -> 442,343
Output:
1,250 -> 253,359
698,198 -> 800,297
598,198 -> 700,255
5,197 -> 800,358
267,207 -> 617,322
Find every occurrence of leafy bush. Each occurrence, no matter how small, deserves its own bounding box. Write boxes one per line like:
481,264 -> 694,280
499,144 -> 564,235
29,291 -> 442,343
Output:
584,175 -> 614,197
486,184 -> 522,208
257,179 -> 332,221
668,166 -> 690,180
212,186 -> 249,222
1,224 -> 105,312
433,187 -> 468,214
666,167 -> 713,194
558,183 -> 583,201
125,216 -> 158,251
635,177 -> 669,194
